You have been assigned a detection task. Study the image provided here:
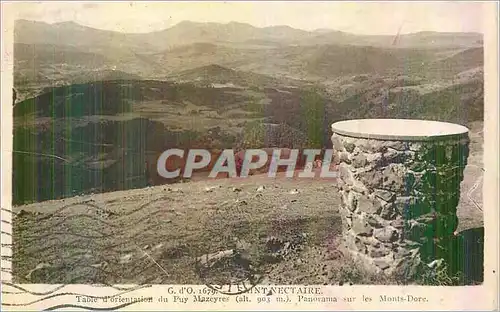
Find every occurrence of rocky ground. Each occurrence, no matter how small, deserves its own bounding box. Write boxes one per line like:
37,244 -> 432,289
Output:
10,122 -> 483,286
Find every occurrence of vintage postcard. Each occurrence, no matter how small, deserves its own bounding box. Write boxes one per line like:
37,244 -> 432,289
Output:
1,1 -> 498,311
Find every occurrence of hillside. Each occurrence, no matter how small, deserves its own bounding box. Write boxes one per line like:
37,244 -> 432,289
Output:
289,45 -> 483,79
428,47 -> 484,77
306,30 -> 483,49
167,64 -> 304,88
13,20 -> 484,102
12,70 -> 483,205
14,42 -> 153,102
329,77 -> 483,124
14,20 -> 156,52
15,20 -> 483,51
11,18 -> 485,206
13,42 -> 483,100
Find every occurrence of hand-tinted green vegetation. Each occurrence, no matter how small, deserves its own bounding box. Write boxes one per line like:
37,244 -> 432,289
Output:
12,20 -> 484,205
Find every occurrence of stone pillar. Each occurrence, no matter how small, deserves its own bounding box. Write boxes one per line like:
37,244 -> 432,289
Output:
331,119 -> 469,280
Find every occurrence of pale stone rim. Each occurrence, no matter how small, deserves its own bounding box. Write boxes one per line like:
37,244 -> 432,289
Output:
331,119 -> 469,141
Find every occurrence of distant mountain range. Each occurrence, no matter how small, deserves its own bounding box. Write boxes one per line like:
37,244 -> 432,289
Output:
15,19 -> 483,51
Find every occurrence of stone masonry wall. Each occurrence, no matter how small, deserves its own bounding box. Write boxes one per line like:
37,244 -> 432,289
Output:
331,132 -> 469,280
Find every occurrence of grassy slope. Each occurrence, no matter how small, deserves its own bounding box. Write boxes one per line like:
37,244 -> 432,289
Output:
12,67 -> 484,205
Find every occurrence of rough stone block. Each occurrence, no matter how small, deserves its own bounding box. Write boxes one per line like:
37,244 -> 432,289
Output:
380,202 -> 397,220
339,163 -> 356,186
373,189 -> 396,202
369,245 -> 391,258
352,215 -> 374,236
382,140 -> 408,151
390,218 -> 405,229
351,153 -> 367,168
366,214 -> 385,228
331,134 -> 346,152
373,258 -> 391,270
357,194 -> 382,214
345,232 -> 367,254
360,139 -> 388,153
374,226 -> 399,243
346,191 -> 359,212
381,164 -> 407,192
339,151 -> 351,164
383,149 -> 409,164
344,142 -> 356,153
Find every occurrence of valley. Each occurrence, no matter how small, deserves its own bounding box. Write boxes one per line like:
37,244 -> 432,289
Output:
9,18 -> 485,287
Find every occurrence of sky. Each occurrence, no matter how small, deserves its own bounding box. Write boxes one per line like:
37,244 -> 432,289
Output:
9,1 -> 486,35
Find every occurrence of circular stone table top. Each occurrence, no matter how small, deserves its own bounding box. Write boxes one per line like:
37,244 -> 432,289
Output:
331,119 -> 469,141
